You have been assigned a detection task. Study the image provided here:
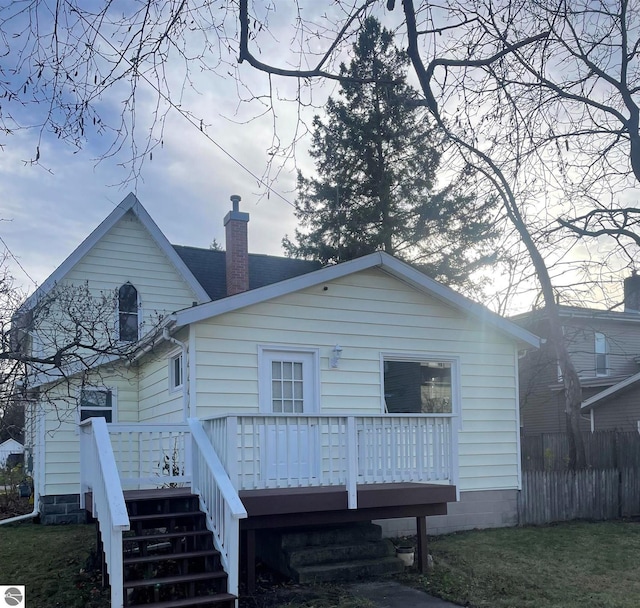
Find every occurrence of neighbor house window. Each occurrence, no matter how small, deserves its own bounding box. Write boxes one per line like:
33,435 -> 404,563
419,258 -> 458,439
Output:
79,388 -> 114,423
383,359 -> 453,414
595,332 -> 609,376
118,283 -> 139,341
169,352 -> 184,392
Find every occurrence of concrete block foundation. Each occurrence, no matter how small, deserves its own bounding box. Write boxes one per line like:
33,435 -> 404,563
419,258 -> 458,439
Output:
39,493 -> 87,525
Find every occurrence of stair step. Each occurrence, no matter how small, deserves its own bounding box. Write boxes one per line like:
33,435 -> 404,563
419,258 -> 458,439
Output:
288,538 -> 395,567
125,530 -> 211,543
125,592 -> 236,608
129,511 -> 204,522
125,571 -> 227,589
124,549 -> 219,566
294,555 -> 404,584
273,522 -> 383,549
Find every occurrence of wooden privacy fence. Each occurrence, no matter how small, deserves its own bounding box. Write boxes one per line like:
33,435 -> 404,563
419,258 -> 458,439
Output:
518,469 -> 640,525
521,431 -> 640,471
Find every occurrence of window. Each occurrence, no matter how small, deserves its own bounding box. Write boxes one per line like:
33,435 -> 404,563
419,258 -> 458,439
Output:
169,352 -> 184,392
271,360 -> 304,413
118,283 -> 139,342
595,332 -> 609,376
79,388 -> 114,423
384,359 -> 453,414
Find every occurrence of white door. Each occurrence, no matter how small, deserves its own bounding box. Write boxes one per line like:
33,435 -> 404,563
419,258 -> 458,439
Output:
259,349 -> 318,483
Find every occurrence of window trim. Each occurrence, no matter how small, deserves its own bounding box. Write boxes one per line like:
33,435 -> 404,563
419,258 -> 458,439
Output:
77,386 -> 117,425
168,350 -> 184,393
380,353 -> 461,419
257,346 -> 320,414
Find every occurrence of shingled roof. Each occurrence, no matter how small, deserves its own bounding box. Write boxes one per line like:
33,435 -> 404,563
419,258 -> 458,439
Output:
172,245 -> 323,301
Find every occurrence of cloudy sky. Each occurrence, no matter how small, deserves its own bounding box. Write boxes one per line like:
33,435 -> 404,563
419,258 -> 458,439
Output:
0,2 -> 352,296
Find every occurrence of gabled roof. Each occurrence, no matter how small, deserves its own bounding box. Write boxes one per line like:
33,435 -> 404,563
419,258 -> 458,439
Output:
173,246 -> 322,301
173,251 -> 540,348
581,370 -> 640,411
22,193 -> 210,309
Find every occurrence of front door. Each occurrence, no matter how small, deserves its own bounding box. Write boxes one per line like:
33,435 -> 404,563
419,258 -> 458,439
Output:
259,349 -> 318,483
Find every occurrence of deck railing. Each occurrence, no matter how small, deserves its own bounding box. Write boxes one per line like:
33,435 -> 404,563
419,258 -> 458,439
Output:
107,423 -> 192,488
203,414 -> 455,509
79,418 -> 130,608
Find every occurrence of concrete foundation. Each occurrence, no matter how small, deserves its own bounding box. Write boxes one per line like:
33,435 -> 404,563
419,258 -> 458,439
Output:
377,489 -> 519,538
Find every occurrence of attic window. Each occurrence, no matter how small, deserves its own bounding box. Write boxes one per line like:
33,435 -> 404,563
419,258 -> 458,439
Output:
118,283 -> 139,342
383,359 -> 454,414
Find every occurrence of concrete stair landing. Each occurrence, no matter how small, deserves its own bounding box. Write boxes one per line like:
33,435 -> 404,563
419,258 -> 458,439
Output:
257,522 -> 405,584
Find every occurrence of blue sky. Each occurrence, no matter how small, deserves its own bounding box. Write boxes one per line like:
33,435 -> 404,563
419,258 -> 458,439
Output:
0,2 -> 343,295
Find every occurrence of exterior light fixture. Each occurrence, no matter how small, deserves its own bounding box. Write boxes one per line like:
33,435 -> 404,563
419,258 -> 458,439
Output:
330,345 -> 343,369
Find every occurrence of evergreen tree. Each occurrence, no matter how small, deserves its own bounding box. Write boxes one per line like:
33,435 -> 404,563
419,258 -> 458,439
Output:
283,17 -> 500,288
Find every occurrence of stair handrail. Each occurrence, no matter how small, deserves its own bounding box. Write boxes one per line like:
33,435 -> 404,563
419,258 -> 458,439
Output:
79,417 -> 130,608
188,417 -> 247,601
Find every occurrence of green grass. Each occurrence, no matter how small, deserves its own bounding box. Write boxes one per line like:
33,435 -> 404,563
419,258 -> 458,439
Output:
0,522 -> 109,608
2,520 -> 640,608
412,520 -> 640,608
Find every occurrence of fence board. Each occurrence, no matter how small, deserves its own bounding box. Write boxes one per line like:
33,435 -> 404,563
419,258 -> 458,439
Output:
521,431 -> 640,471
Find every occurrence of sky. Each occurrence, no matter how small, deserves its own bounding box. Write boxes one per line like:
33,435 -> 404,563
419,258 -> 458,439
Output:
0,2 -> 343,297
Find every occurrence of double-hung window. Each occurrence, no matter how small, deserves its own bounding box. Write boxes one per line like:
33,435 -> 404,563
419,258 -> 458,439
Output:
118,283 -> 139,342
595,332 -> 609,376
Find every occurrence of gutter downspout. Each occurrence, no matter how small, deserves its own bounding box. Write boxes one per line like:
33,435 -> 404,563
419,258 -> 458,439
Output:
0,491 -> 40,526
1,408 -> 44,526
163,328 -> 189,421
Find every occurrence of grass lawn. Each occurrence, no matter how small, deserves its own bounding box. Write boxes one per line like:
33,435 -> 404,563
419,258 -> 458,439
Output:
1,520 -> 639,608
0,521 -> 109,608
412,520 -> 640,608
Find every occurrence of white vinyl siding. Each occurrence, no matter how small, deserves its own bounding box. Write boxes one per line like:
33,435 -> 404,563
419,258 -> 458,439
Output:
40,366 -> 138,495
64,210 -> 200,333
192,268 -> 521,493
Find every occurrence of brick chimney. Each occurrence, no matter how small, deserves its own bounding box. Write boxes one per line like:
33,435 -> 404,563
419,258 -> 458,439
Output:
624,271 -> 640,312
224,194 -> 250,296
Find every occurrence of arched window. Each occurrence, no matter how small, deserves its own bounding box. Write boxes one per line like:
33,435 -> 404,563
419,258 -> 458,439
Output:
118,283 -> 139,342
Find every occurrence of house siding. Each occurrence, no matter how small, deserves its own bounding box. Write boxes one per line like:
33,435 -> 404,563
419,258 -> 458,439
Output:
592,387 -> 640,431
192,268 -> 521,493
517,313 -> 640,433
41,365 -> 138,496
64,210 -> 201,328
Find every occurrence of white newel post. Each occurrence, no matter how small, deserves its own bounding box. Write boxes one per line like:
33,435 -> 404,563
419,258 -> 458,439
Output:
346,416 -> 358,509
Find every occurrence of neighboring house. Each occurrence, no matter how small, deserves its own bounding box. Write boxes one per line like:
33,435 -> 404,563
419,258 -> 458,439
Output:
514,284 -> 640,434
0,438 -> 23,468
17,193 -> 539,606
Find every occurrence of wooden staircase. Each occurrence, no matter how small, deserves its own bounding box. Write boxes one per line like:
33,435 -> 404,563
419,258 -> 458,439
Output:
118,488 -> 236,608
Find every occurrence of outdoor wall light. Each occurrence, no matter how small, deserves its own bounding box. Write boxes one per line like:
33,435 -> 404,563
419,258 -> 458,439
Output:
330,344 -> 343,369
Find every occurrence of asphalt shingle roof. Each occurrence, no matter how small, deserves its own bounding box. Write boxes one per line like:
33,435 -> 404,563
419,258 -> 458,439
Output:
172,245 -> 323,301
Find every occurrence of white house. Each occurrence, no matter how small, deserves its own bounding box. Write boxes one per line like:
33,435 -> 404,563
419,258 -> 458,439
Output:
18,193 -> 539,608
0,438 -> 23,468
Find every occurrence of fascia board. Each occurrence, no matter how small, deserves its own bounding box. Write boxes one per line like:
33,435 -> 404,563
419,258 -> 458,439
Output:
175,251 -> 541,349
22,193 -> 209,310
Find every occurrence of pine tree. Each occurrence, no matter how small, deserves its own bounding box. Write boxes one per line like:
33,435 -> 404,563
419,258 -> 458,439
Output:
283,17 -> 500,288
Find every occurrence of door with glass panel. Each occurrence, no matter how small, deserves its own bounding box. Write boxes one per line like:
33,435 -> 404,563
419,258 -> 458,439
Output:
260,350 -> 318,483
